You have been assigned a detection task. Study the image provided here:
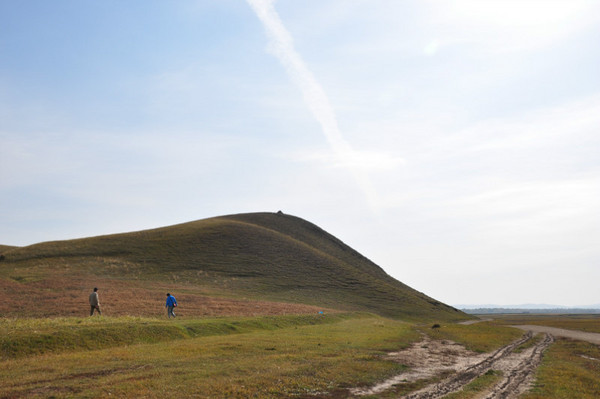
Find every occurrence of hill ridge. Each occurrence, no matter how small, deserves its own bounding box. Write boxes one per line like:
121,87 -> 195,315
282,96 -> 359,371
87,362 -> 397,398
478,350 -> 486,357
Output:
222,212 -> 392,280
0,212 -> 470,322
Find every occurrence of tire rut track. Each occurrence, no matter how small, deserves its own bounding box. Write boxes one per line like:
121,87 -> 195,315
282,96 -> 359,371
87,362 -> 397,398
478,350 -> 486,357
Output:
351,330 -> 554,399
402,332 -> 537,399
480,333 -> 554,399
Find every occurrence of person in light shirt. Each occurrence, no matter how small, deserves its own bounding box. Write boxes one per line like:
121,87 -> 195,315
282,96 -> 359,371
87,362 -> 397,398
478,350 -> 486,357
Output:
89,287 -> 101,316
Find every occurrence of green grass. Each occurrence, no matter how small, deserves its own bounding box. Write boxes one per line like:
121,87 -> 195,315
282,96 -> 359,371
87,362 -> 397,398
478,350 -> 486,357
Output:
0,314 -> 421,398
418,322 -> 524,353
0,313 -> 363,360
522,338 -> 600,399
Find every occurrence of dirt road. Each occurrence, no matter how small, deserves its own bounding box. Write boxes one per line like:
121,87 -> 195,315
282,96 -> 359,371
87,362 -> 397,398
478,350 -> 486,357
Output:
351,330 -> 554,399
401,332 -> 553,399
512,325 -> 600,345
351,323 -> 600,398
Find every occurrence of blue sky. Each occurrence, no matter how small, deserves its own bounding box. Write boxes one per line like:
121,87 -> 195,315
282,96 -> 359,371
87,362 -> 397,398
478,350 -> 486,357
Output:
2,0 -> 599,307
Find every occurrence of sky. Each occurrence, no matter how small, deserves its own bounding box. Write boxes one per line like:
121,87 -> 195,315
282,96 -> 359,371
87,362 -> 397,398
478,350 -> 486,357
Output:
1,0 -> 599,307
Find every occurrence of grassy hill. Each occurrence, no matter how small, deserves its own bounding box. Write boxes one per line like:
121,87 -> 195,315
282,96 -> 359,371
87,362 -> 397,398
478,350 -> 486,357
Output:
0,212 -> 469,321
0,245 -> 16,254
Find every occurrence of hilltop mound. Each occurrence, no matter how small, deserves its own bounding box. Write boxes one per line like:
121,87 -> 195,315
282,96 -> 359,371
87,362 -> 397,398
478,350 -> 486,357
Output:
0,212 -> 469,321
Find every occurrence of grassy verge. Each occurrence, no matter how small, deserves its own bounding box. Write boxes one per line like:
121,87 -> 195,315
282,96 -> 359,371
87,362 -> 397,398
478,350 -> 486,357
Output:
0,315 -> 420,398
0,313 -> 363,360
521,338 -> 600,399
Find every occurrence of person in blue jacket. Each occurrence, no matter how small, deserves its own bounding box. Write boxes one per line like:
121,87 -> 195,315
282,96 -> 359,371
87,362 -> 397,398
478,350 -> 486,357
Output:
165,293 -> 177,318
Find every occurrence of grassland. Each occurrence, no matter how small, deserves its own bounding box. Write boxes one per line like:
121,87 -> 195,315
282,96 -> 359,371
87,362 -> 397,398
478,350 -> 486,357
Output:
489,313 -> 600,334
522,338 -> 600,399
2,313 -> 599,398
4,213 -> 599,397
0,314 -> 418,398
0,212 -> 475,397
0,313 -> 359,360
0,313 -> 526,399
0,212 -> 469,322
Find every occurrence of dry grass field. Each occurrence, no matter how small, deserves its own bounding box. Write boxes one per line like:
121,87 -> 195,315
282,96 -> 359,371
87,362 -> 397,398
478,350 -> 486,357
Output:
0,272 -> 331,318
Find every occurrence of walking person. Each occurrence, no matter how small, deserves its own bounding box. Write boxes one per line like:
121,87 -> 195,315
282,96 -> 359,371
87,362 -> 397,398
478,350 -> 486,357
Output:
166,293 -> 177,318
89,287 -> 101,316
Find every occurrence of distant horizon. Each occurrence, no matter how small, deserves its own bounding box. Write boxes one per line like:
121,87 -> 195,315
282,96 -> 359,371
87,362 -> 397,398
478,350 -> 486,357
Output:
455,303 -> 600,310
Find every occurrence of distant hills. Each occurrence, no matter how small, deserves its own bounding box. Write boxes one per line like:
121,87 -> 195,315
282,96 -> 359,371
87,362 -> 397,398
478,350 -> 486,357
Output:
456,304 -> 600,314
0,212 -> 470,321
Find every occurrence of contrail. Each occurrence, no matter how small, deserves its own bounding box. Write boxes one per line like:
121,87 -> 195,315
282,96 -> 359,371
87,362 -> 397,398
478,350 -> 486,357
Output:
246,0 -> 382,209
246,0 -> 352,155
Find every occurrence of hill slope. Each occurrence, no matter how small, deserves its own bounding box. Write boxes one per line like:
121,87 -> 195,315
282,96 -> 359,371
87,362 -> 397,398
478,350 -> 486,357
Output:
0,212 -> 469,321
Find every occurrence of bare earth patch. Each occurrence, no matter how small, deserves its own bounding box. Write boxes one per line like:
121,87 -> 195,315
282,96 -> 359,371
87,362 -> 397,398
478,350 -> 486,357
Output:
350,331 -> 554,399
350,335 -> 488,396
